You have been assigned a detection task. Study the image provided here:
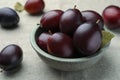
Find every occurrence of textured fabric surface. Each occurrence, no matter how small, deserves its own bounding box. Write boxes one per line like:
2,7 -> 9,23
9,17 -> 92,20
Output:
0,0 -> 120,80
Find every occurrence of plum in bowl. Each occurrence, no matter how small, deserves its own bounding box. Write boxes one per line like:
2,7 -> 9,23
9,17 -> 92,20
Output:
30,25 -> 111,71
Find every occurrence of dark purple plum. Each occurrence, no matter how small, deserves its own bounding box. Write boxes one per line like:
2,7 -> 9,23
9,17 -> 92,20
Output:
0,44 -> 23,71
37,32 -> 51,51
0,7 -> 20,29
40,10 -> 64,32
102,5 -> 120,29
24,0 -> 45,14
47,33 -> 74,58
60,8 -> 83,36
81,10 -> 104,30
73,22 -> 102,56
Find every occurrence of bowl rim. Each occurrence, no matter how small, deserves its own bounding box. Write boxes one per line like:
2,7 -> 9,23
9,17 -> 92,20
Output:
30,25 -> 108,62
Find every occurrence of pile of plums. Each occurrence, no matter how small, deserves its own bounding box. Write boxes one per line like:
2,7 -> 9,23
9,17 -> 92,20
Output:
37,7 -> 104,58
0,7 -> 19,28
0,1 -> 118,72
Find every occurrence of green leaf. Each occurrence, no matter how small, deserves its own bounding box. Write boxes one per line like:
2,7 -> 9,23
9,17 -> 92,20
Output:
14,2 -> 24,12
101,31 -> 114,47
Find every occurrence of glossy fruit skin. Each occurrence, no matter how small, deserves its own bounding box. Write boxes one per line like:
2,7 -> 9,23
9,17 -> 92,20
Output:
37,32 -> 51,51
0,44 -> 23,71
40,10 -> 64,32
60,9 -> 83,36
0,7 -> 19,28
73,22 -> 102,56
24,0 -> 45,14
47,33 -> 74,58
81,10 -> 104,30
102,5 -> 120,29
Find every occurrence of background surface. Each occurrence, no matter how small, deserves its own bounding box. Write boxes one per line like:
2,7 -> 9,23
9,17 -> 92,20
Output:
0,0 -> 120,80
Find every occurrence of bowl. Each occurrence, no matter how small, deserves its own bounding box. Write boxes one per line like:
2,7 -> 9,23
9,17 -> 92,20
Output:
30,25 -> 110,71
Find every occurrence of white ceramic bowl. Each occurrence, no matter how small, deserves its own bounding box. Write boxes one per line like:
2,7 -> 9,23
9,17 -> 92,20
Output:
30,26 -> 110,71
